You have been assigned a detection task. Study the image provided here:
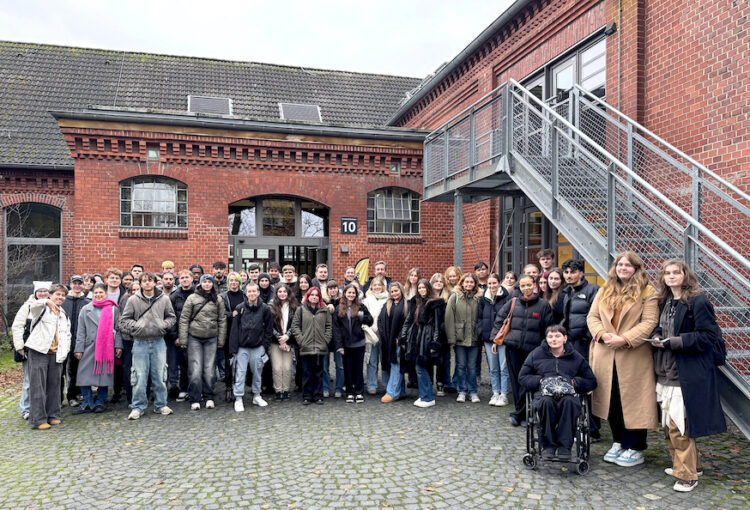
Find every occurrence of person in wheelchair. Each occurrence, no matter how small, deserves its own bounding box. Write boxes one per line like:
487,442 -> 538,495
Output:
519,325 -> 597,461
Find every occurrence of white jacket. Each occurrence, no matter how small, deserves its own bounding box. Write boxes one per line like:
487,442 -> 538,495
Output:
11,295 -> 38,352
22,299 -> 71,362
362,291 -> 388,333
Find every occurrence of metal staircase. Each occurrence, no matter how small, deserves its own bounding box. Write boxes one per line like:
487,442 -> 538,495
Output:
423,80 -> 750,437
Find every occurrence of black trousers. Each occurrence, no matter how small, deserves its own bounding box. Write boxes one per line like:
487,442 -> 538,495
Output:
301,354 -> 325,401
343,346 -> 366,395
533,394 -> 581,449
64,351 -> 80,401
505,346 -> 531,421
608,366 -> 648,451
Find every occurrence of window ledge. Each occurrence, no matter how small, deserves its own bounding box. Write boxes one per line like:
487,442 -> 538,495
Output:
367,234 -> 422,244
119,228 -> 188,239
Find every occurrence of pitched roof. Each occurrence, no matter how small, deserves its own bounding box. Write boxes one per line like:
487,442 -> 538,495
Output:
0,41 -> 423,168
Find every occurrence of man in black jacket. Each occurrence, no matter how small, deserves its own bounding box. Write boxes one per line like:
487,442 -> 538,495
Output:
230,283 -> 273,412
61,275 -> 91,407
561,258 -> 601,439
166,270 -> 193,400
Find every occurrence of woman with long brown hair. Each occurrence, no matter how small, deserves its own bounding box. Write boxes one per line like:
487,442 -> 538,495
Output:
332,284 -> 374,403
270,284 -> 299,401
587,251 -> 659,467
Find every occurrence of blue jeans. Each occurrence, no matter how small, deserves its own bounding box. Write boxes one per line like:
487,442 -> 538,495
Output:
19,360 -> 30,416
131,339 -> 168,412
442,346 -> 455,389
187,335 -> 217,403
454,345 -> 479,395
484,342 -> 510,394
385,347 -> 406,398
233,346 -> 265,398
322,349 -> 344,394
366,342 -> 390,392
415,363 -> 434,402
80,386 -> 108,408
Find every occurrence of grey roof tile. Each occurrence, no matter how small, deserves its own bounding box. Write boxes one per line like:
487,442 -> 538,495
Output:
0,41 -> 422,168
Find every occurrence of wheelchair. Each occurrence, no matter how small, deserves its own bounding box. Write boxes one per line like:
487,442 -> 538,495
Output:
522,392 -> 590,475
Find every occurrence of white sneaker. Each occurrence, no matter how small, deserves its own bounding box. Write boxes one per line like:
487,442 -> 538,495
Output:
190,403 -> 200,411
156,406 -> 173,415
603,442 -> 623,463
176,392 -> 188,402
665,467 -> 703,477
614,448 -> 644,467
127,409 -> 141,420
234,399 -> 245,412
414,399 -> 435,408
413,398 -> 423,406
21,411 -> 30,420
252,395 -> 268,407
470,394 -> 480,403
489,393 -> 500,406
68,398 -> 80,408
497,393 -> 509,407
205,400 -> 215,409
456,393 -> 466,403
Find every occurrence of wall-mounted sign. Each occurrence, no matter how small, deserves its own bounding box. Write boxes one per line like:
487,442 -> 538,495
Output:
340,217 -> 358,235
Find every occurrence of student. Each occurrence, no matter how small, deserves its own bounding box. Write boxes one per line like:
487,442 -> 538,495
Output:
82,274 -> 96,298
289,287 -> 332,405
501,271 -> 517,294
477,273 -> 511,407
257,273 -> 274,304
362,260 -> 391,294
11,281 -> 52,421
430,273 -> 452,395
363,276 -> 389,394
130,264 -> 144,281
403,268 -> 421,300
189,264 -> 204,284
587,252 -> 659,467
220,272 -> 246,400
380,282 -> 408,403
322,280 -> 345,397
281,265 -> 297,286
229,283 -> 273,411
121,272 -> 134,291
212,261 -> 228,293
247,263 -> 260,284
179,275 -> 226,411
105,268 -> 127,304
120,272 -> 177,420
443,266 -> 463,294
332,284 -> 374,403
445,273 -> 481,403
239,270 -> 250,285
519,325 -> 597,460
270,284 -> 298,401
61,275 -> 90,407
166,270 -> 194,401
24,284 -> 71,429
474,262 -> 489,292
537,249 -> 556,273
400,279 -> 445,408
73,283 -> 123,414
311,264 -> 330,302
160,272 -> 176,295
161,260 -> 175,274
650,259 -> 726,492
268,262 -> 282,286
492,274 -> 555,427
541,268 -> 566,323
294,274 -> 312,304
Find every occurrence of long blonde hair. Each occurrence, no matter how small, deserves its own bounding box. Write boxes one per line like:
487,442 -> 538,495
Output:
403,267 -> 422,299
598,251 -> 651,310
444,266 -> 463,292
429,273 -> 451,301
655,258 -> 701,304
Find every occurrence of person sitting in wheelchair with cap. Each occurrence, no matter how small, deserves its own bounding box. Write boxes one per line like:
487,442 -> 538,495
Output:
519,325 -> 597,460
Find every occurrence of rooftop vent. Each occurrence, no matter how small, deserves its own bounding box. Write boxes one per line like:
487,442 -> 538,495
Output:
188,95 -> 232,115
278,103 -> 322,123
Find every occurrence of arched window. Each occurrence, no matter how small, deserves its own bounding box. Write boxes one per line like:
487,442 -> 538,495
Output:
120,176 -> 187,228
367,188 -> 420,234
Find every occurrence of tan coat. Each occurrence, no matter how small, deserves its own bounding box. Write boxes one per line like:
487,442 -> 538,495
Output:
586,285 -> 659,429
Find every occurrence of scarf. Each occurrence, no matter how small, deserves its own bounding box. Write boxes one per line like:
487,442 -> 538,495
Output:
92,298 -> 118,375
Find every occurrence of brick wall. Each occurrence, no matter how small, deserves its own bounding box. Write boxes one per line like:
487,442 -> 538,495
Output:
59,125 -> 455,283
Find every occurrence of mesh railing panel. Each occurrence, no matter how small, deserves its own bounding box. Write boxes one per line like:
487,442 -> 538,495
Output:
423,132 -> 446,187
446,116 -> 471,178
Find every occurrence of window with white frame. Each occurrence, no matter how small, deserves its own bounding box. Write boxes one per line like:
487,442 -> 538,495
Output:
367,188 -> 420,234
120,176 -> 187,228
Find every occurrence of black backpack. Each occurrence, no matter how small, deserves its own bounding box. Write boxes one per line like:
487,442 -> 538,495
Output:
15,306 -> 46,362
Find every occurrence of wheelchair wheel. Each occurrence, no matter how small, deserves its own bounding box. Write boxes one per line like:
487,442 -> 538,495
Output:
523,454 -> 537,470
576,460 -> 589,475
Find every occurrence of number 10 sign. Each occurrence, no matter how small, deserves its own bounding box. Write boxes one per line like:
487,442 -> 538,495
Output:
340,217 -> 358,235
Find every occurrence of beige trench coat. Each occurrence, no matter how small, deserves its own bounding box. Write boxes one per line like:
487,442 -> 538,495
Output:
586,285 -> 660,429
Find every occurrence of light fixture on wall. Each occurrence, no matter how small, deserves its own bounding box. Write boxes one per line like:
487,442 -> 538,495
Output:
341,246 -> 349,254
604,22 -> 617,36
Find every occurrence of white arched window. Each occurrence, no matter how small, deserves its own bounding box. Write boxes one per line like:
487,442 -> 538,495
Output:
367,188 -> 420,234
120,176 -> 187,228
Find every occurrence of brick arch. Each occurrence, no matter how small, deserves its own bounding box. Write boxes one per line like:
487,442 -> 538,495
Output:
118,173 -> 187,186
228,192 -> 331,210
0,193 -> 67,210
224,179 -> 334,209
366,184 -> 422,198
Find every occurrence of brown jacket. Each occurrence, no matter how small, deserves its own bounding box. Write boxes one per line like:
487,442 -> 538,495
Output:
586,285 -> 659,429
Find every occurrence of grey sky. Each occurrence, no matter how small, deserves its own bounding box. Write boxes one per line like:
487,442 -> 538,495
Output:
0,0 -> 514,78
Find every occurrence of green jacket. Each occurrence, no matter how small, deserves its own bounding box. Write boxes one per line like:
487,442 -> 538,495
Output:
178,293 -> 227,348
290,305 -> 332,356
445,289 -> 480,347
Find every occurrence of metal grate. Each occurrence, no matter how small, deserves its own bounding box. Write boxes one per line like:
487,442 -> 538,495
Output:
278,103 -> 322,123
187,95 -> 232,115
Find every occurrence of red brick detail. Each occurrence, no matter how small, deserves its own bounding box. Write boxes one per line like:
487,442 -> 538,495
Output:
119,228 -> 189,239
367,235 -> 423,245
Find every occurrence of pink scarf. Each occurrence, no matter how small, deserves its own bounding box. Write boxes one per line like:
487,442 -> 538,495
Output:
92,298 -> 118,375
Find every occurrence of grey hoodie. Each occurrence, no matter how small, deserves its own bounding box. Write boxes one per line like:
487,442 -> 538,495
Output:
120,288 -> 176,341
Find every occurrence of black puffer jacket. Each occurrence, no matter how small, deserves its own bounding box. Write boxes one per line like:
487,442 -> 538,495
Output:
332,303 -> 374,350
167,286 -> 194,342
491,295 -> 554,352
519,341 -> 597,393
561,279 -> 600,352
399,298 -> 446,368
476,287 -> 511,343
229,301 -> 273,354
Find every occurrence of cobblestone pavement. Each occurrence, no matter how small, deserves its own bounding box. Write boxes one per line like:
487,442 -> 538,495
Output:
0,376 -> 748,510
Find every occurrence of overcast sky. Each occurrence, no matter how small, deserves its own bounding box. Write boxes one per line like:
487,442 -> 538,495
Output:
1,0 -> 514,78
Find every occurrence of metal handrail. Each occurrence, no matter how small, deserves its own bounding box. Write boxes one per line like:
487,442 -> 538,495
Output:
425,85 -> 505,141
508,79 -> 750,273
573,84 -> 750,204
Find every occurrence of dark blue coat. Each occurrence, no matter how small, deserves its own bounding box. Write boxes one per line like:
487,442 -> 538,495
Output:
476,287 -> 511,344
518,341 -> 597,393
653,293 -> 727,438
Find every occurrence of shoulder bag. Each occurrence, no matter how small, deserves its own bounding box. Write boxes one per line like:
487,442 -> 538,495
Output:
491,297 -> 517,353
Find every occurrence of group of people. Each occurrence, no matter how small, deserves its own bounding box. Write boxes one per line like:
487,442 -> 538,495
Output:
11,251 -> 727,492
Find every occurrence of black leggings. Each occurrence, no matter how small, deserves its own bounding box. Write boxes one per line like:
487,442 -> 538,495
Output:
608,365 -> 648,451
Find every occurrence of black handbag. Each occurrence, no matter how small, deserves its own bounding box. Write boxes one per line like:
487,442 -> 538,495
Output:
15,306 -> 46,362
540,376 -> 576,399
